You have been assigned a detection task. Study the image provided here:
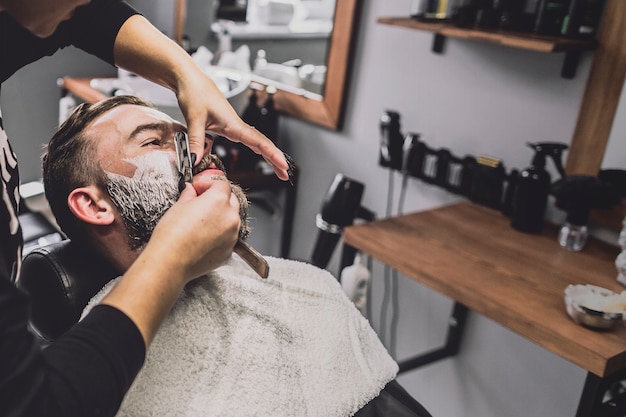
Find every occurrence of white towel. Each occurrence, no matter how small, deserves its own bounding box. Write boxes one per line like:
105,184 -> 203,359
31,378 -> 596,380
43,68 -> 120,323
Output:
83,256 -> 398,417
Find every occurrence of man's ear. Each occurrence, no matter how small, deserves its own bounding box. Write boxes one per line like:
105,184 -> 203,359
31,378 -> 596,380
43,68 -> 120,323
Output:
68,186 -> 115,226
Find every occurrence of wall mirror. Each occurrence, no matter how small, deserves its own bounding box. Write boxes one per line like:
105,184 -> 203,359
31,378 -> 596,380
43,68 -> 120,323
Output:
565,0 -> 625,232
171,0 -> 361,130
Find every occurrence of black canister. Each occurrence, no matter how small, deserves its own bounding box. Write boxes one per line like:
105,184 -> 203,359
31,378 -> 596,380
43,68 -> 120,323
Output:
510,142 -> 568,233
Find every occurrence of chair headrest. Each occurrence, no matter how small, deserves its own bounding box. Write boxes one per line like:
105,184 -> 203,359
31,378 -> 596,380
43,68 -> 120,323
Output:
17,240 -> 119,342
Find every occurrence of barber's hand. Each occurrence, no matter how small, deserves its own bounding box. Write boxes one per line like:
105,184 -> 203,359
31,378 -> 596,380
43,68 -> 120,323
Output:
113,15 -> 289,180
152,179 -> 240,281
176,71 -> 289,181
100,179 -> 239,347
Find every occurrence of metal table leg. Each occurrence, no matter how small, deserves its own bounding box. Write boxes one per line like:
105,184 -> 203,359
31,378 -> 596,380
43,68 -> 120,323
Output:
399,302 -> 469,373
576,371 -> 626,417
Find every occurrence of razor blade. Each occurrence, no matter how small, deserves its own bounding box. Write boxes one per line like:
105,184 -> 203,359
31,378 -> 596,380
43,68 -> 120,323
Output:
235,240 -> 269,279
175,131 -> 193,183
175,130 -> 269,279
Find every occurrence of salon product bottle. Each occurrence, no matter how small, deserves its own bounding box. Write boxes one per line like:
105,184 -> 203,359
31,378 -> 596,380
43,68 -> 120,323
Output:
561,0 -> 606,39
413,0 -> 453,22
534,0 -> 570,35
340,254 -> 370,317
501,168 -> 519,217
551,175 -> 621,251
379,111 -> 404,171
510,142 -> 567,234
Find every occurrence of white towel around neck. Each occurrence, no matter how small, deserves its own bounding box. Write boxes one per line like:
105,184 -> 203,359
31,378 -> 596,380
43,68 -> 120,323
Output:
83,256 -> 398,417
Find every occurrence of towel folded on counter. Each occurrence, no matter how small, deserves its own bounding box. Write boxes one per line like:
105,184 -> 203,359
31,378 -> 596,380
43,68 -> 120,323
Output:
82,256 -> 398,417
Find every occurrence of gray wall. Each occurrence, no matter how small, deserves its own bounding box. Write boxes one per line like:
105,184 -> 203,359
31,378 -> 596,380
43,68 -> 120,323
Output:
3,0 -> 624,416
1,47 -> 116,182
279,1 -> 622,417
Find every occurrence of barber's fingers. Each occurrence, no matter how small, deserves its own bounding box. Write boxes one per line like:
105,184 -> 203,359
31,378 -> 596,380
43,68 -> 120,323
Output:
186,123 -> 211,163
185,109 -> 210,166
226,122 -> 289,181
181,180 -> 241,231
177,182 -> 198,201
161,181 -> 240,278
178,180 -> 238,212
187,113 -> 289,181
175,75 -> 288,178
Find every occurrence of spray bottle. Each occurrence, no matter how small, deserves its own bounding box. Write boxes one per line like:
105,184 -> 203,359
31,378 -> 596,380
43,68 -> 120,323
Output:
510,142 -> 568,234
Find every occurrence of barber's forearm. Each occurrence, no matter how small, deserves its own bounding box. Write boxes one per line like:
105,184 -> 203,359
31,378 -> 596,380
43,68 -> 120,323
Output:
113,15 -> 214,97
112,15 -> 290,181
99,245 -> 186,347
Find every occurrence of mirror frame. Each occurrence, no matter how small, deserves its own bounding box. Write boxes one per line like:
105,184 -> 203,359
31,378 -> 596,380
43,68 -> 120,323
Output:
175,0 -> 362,130
565,0 -> 626,231
253,0 -> 361,130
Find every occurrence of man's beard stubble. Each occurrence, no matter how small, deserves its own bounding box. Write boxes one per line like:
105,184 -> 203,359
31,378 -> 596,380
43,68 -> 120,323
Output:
105,153 -> 250,251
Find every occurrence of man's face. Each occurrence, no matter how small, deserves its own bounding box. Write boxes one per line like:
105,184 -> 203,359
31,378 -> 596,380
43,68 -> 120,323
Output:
86,104 -> 249,250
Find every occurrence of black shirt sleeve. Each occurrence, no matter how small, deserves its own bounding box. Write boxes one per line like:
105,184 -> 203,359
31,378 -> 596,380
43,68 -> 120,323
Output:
1,2 -> 145,415
43,305 -> 146,416
1,0 -> 139,83
1,276 -> 145,417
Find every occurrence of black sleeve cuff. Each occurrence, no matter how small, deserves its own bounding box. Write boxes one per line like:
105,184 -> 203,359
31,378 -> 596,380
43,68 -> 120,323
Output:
43,304 -> 145,416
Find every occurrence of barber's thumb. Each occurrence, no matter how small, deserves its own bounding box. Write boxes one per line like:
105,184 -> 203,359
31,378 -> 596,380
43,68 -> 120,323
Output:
187,125 -> 208,165
178,183 -> 198,202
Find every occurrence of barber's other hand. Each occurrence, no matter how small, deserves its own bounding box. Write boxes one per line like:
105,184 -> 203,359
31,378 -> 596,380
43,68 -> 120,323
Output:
176,71 -> 289,181
152,180 -> 240,281
99,180 -> 239,347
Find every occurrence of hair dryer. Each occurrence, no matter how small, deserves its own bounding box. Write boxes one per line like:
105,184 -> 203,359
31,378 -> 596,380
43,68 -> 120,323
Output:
311,174 -> 374,270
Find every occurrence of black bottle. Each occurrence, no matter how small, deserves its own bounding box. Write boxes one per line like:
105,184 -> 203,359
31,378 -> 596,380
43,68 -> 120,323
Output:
534,0 -> 570,36
510,142 -> 567,233
561,0 -> 606,39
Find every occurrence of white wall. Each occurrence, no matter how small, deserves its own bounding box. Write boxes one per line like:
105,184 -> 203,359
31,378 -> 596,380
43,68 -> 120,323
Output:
604,77 -> 626,169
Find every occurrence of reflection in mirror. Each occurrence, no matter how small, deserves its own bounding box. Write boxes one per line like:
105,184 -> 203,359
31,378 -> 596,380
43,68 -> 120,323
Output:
209,0 -> 336,96
189,0 -> 359,130
128,0 -> 359,129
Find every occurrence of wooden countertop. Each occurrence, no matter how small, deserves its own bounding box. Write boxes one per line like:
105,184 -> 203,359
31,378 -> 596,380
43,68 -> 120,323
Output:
344,201 -> 625,377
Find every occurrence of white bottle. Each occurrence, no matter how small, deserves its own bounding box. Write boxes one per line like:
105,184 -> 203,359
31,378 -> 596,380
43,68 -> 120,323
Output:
340,254 -> 370,317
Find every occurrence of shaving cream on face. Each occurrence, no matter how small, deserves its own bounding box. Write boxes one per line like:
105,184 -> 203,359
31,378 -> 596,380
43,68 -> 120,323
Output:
104,150 -> 252,247
113,151 -> 180,183
104,151 -> 181,250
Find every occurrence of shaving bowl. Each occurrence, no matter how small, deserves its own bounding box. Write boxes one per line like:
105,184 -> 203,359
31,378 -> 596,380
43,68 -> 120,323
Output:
564,284 -> 626,330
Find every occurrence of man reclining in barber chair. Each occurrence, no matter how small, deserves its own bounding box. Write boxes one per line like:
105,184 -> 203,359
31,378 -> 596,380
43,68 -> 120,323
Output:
19,95 -> 432,417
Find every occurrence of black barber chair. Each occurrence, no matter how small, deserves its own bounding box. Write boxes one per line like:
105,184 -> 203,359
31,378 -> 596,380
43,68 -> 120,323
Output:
17,240 -> 119,342
18,241 -> 433,417
19,210 -> 63,256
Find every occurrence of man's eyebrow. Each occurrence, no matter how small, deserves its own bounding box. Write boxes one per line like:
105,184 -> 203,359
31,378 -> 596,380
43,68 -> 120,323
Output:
128,122 -> 173,141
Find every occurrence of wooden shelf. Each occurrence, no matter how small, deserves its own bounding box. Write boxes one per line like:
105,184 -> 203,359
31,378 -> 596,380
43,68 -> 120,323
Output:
344,202 -> 624,378
378,16 -> 598,78
344,201 -> 624,416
